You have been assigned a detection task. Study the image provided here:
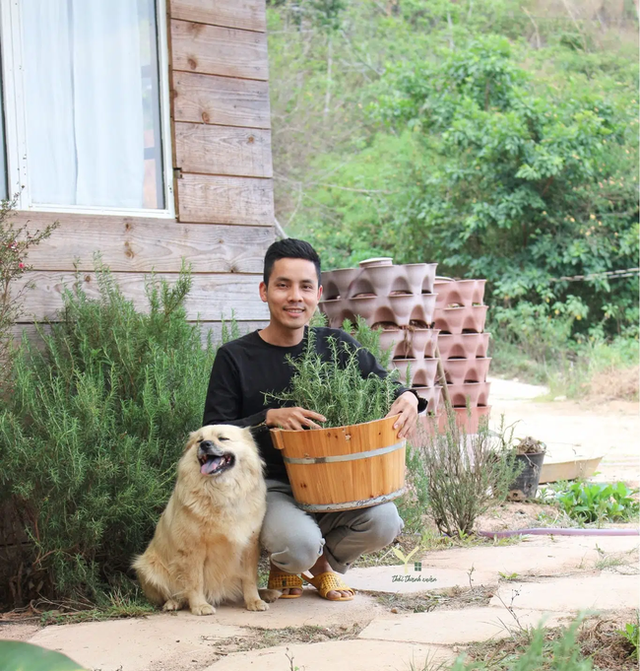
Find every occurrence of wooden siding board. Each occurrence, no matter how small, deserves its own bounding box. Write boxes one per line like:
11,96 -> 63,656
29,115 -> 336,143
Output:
171,20 -> 268,80
172,71 -> 270,129
169,0 -> 266,32
15,216 -> 275,273
16,272 -> 270,322
177,174 -> 274,225
175,123 -> 272,177
12,321 -> 268,348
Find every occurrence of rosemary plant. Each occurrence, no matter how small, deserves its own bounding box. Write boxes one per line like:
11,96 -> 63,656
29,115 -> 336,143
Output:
0,261 -> 218,605
266,329 -> 399,428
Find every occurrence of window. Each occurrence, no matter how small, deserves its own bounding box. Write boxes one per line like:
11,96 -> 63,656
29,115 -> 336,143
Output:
0,62 -> 7,201
0,0 -> 173,214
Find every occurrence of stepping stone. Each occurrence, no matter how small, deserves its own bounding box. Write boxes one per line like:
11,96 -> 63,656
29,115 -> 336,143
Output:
345,565 -> 495,594
359,607 -> 570,645
205,639 -> 457,671
490,574 -> 639,612
201,591 -> 385,629
419,537 -> 638,577
28,614 -> 245,671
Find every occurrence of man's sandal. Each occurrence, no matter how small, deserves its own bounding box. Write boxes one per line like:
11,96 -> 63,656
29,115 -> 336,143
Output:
303,572 -> 356,601
267,567 -> 303,598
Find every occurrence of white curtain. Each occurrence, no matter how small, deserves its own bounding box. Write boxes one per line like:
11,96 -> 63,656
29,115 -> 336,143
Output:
22,0 -> 146,208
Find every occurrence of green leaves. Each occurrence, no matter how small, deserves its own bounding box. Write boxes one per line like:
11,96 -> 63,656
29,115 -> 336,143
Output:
274,6 -> 638,339
0,264 -> 217,604
0,641 -> 86,671
555,481 -> 640,524
266,328 -> 398,428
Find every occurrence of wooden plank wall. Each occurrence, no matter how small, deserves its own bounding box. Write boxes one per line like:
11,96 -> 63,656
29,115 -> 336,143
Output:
2,0 -> 276,598
14,0 -> 274,339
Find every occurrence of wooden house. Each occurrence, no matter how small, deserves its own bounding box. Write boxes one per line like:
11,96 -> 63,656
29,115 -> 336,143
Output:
3,0 -> 275,340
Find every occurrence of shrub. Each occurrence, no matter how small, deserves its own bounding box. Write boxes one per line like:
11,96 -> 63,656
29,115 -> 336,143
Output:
415,410 -> 521,537
0,262 -> 217,604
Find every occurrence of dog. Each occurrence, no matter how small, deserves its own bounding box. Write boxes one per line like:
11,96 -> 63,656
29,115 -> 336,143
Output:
133,425 -> 280,615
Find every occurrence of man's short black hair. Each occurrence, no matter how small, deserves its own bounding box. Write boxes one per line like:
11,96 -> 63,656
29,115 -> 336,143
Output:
263,238 -> 322,286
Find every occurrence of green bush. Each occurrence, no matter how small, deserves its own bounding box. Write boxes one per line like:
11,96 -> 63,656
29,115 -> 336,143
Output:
0,262 -> 217,604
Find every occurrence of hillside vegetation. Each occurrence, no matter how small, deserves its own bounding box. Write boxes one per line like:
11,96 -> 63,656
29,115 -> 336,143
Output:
267,0 -> 639,394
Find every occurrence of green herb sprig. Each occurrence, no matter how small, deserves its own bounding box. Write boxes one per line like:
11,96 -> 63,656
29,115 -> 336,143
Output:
266,329 -> 399,428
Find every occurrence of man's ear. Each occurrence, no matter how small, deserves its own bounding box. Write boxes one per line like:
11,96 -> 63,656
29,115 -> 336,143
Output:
259,281 -> 268,303
317,284 -> 323,301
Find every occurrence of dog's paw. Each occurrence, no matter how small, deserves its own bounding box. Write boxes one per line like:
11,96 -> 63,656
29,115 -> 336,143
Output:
190,603 -> 216,616
245,598 -> 269,612
258,588 -> 282,603
162,599 -> 181,612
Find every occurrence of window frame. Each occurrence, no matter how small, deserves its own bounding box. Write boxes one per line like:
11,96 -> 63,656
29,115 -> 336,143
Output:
0,0 -> 175,218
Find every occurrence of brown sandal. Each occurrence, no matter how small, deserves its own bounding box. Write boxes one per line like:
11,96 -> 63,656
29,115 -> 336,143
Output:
303,572 -> 355,601
268,567 -> 303,598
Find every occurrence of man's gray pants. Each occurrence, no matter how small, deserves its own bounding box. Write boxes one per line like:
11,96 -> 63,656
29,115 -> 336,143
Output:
260,479 -> 404,575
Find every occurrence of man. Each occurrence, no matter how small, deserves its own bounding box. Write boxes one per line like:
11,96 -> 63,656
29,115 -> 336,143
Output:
203,239 -> 426,601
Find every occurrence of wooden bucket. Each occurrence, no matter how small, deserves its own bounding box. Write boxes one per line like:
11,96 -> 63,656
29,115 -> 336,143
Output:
270,415 -> 406,512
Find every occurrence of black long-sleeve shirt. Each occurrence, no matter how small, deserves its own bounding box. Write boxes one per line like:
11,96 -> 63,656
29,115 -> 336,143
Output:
202,326 -> 426,482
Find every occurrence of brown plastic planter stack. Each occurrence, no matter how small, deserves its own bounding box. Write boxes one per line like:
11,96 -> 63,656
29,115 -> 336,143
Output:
433,278 -> 491,432
320,258 -> 442,413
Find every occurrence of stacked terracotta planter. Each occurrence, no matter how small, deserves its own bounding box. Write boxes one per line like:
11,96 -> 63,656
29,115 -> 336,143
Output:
319,258 -> 442,413
433,278 -> 491,432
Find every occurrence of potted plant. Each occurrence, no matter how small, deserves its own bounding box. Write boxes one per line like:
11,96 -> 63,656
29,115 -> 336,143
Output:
508,436 -> 547,501
267,330 -> 406,513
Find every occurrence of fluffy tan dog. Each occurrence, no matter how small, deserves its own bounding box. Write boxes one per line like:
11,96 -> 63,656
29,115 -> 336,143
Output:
133,425 -> 280,615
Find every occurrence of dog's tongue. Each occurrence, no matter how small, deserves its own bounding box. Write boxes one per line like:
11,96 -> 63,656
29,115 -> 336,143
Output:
201,456 -> 224,475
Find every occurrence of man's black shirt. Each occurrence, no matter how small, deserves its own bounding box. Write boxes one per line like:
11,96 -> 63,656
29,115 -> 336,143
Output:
202,326 -> 426,482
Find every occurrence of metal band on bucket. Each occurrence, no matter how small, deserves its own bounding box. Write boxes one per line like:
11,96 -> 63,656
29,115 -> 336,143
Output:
282,440 -> 405,465
297,487 -> 406,513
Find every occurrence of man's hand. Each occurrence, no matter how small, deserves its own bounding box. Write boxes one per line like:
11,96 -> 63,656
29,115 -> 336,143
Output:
386,391 -> 419,439
266,407 -> 326,430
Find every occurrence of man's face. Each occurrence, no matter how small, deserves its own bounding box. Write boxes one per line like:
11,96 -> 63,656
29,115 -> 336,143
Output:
259,258 -> 323,331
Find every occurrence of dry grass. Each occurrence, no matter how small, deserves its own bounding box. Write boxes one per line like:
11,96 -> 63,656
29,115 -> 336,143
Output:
465,611 -> 638,671
372,584 -> 495,615
209,622 -> 364,656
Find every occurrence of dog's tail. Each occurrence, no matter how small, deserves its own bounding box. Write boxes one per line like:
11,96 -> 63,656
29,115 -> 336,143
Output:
132,552 -> 174,607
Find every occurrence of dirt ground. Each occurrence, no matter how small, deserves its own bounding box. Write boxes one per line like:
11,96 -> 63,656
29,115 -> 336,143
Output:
488,378 -> 640,486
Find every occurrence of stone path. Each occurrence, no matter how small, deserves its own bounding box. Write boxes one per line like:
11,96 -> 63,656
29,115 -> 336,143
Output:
5,533 -> 638,671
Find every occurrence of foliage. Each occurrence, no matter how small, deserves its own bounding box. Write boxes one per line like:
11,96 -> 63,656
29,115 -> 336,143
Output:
618,614 -> 639,661
342,315 -> 393,369
266,328 -> 399,427
0,196 -> 58,393
0,641 -> 86,671
554,481 -> 640,524
449,618 -> 593,670
268,0 -> 639,372
415,411 -> 522,537
397,442 -> 430,533
0,262 -> 217,604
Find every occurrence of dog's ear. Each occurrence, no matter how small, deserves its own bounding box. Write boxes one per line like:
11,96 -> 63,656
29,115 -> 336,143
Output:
185,429 -> 202,452
247,425 -> 265,444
